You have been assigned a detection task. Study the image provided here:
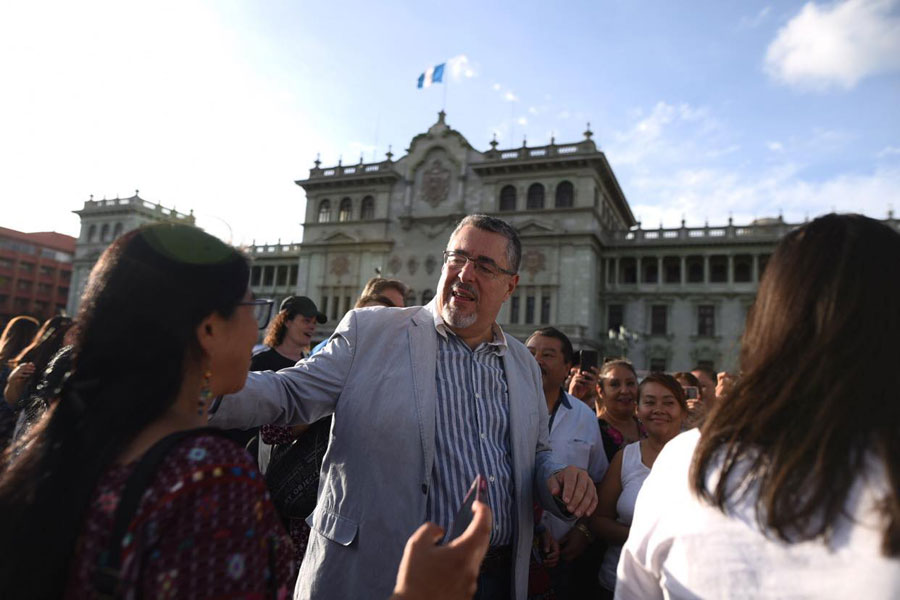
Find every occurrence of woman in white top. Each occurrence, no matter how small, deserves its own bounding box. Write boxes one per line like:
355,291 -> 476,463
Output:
617,214 -> 900,599
590,372 -> 688,597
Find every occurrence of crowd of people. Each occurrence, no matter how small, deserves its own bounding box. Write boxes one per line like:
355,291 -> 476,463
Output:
0,211 -> 897,599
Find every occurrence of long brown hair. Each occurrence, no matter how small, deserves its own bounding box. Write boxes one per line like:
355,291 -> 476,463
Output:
690,214 -> 900,555
10,315 -> 74,377
0,316 -> 39,366
0,224 -> 249,596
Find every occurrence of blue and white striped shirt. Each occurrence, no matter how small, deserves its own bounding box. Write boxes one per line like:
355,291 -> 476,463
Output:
426,310 -> 516,546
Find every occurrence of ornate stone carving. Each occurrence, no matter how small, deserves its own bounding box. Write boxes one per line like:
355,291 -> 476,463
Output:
388,256 -> 402,275
420,159 -> 451,207
522,249 -> 546,278
330,255 -> 350,277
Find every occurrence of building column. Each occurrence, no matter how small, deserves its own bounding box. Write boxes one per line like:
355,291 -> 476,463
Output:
613,257 -> 619,287
727,254 -> 734,284
680,255 -> 686,285
703,255 -> 709,283
657,256 -> 662,285
637,256 -> 643,287
752,254 -> 760,282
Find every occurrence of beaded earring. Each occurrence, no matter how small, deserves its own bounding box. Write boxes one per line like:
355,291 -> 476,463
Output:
198,370 -> 213,415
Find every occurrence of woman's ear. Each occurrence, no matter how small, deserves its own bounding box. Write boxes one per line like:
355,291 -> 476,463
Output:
195,313 -> 223,357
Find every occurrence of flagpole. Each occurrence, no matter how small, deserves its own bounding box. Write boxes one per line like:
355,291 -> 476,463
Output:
442,73 -> 448,112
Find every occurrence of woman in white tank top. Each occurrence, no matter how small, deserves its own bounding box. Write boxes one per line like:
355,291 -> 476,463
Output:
590,372 -> 688,597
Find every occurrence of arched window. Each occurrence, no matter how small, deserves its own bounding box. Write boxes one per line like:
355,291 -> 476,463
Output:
100,223 -> 110,242
112,222 -> 123,238
499,185 -> 517,211
361,196 -> 375,220
421,289 -> 434,305
555,181 -> 574,208
339,197 -> 352,222
526,183 -> 545,210
318,199 -> 331,223
87,224 -> 96,242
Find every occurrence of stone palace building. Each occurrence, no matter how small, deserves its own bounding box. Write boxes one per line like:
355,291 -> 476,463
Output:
66,113 -> 900,372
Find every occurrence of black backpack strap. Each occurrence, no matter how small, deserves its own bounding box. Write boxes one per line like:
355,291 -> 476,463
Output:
93,427 -> 232,598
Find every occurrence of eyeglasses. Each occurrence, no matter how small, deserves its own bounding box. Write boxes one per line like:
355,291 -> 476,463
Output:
442,250 -> 516,279
240,298 -> 274,330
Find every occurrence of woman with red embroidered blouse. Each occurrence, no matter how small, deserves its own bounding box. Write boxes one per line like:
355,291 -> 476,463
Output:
0,224 -> 491,599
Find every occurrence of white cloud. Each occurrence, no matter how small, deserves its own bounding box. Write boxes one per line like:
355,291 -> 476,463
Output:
557,110 -> 571,119
765,0 -> 900,90
504,91 -> 519,102
517,117 -> 528,126
876,145 -> 900,157
492,82 -> 502,91
447,54 -> 477,81
528,106 -> 539,115
604,100 -> 898,229
740,6 -> 772,29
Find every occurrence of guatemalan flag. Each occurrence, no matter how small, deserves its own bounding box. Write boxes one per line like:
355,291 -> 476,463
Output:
417,63 -> 445,88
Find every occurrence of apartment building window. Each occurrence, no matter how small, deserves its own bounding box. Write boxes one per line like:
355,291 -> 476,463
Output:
698,305 -> 715,337
276,265 -> 288,286
289,265 -> 299,285
649,357 -> 667,372
540,295 -> 551,324
263,266 -> 274,286
320,296 -> 328,316
251,266 -> 261,286
510,296 -> 520,323
608,304 -> 624,333
650,305 -> 667,336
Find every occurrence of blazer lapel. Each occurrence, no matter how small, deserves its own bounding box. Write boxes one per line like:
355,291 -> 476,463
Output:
408,307 -> 438,491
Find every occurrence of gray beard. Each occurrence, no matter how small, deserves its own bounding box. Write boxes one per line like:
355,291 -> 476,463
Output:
441,302 -> 477,329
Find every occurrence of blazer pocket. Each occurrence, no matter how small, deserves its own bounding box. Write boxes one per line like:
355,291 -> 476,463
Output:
306,505 -> 359,546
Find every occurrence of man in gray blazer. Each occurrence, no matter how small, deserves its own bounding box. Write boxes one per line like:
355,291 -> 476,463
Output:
210,215 -> 597,599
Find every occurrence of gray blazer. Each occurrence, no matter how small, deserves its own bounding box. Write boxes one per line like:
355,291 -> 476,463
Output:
210,303 -> 564,599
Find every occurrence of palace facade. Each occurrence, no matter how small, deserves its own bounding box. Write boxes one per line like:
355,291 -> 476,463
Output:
67,114 -> 899,372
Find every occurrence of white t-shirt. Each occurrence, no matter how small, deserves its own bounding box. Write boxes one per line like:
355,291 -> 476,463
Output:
599,441 -> 651,591
616,429 -> 900,599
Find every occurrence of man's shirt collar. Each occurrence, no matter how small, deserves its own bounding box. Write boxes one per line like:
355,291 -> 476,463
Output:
427,298 -> 508,355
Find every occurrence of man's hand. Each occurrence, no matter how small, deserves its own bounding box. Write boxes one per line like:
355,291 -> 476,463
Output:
567,367 -> 598,404
391,500 -> 492,600
538,528 -> 560,568
547,465 -> 598,518
716,371 -> 737,403
4,362 -> 36,406
558,524 -> 590,561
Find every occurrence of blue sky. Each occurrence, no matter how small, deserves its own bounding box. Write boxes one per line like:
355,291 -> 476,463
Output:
1,0 -> 898,244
